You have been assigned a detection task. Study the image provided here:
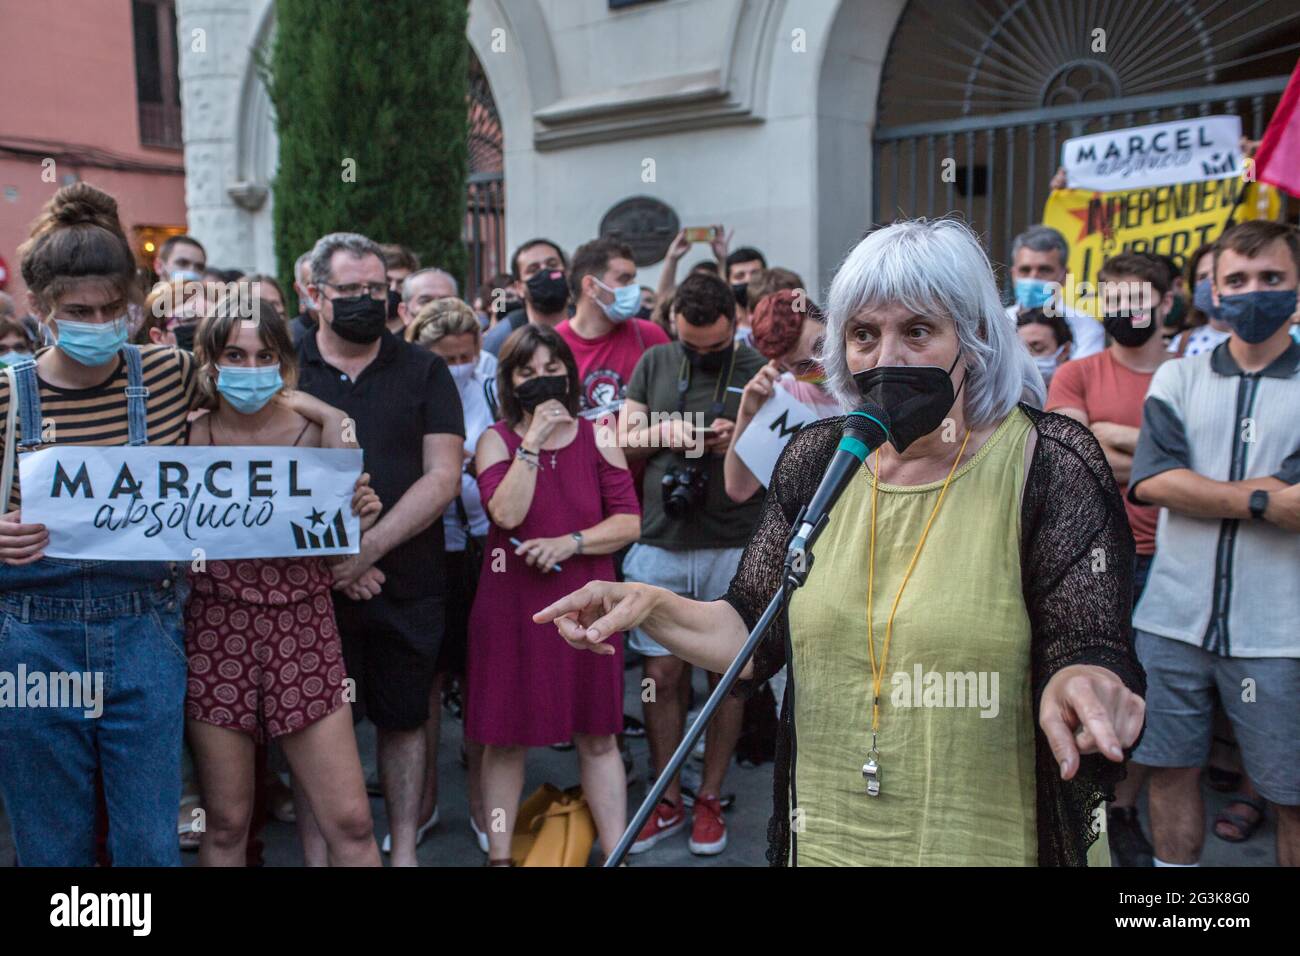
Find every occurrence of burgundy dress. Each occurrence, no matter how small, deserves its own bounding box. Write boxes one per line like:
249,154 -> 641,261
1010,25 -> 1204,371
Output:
467,417 -> 640,747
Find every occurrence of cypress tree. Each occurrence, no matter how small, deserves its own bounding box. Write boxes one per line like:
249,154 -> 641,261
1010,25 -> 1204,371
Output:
266,0 -> 469,309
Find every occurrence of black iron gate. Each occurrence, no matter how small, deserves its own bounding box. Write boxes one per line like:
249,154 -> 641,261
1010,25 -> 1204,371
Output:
872,75 -> 1289,264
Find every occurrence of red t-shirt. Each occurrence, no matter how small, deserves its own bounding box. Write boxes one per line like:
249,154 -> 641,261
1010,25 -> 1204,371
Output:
556,317 -> 669,507
556,318 -> 670,411
1046,349 -> 1159,555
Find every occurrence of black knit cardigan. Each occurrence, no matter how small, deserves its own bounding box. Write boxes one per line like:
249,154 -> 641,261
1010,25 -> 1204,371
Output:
723,404 -> 1147,866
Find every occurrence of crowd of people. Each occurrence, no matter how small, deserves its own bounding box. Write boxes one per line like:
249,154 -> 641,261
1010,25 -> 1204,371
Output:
0,180 -> 1296,867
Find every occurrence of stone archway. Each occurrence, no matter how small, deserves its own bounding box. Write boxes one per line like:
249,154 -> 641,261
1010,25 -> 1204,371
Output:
812,0 -> 908,289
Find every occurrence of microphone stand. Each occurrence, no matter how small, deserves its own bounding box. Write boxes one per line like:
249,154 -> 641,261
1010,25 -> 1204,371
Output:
604,504 -> 828,867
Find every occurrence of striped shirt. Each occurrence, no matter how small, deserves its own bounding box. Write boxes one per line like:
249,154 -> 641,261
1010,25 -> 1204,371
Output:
0,346 -> 196,512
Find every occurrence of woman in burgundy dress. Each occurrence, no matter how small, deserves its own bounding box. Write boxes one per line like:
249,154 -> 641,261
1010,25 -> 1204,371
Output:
469,325 -> 640,865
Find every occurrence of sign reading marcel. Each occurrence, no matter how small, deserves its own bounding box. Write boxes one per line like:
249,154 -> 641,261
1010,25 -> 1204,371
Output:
1062,115 -> 1242,192
19,446 -> 363,561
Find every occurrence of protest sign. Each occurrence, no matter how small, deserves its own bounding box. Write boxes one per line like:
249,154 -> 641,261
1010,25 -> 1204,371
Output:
1062,115 -> 1242,192
19,445 -> 363,561
1042,177 -> 1279,315
734,387 -> 817,488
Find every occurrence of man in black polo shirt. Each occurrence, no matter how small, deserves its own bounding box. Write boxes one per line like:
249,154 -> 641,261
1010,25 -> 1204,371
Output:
297,232 -> 464,867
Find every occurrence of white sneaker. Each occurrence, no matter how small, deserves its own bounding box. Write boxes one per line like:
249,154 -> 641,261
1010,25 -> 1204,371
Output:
469,813 -> 489,854
381,806 -> 440,855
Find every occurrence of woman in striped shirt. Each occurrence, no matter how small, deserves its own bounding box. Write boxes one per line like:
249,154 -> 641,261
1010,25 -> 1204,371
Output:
0,183 -> 199,865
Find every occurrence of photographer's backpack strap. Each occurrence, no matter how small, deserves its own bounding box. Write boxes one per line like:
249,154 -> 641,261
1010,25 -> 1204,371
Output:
122,345 -> 150,445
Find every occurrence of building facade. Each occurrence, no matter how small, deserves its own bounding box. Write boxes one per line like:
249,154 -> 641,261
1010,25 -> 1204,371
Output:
175,0 -> 1298,295
1,0 -> 188,302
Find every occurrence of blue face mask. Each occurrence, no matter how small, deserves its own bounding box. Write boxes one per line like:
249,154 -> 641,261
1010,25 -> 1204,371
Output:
1192,278 -> 1221,322
171,269 -> 204,283
594,279 -> 642,323
55,317 -> 129,367
217,364 -> 284,414
1014,278 -> 1056,311
0,351 -> 31,368
1217,290 -> 1299,345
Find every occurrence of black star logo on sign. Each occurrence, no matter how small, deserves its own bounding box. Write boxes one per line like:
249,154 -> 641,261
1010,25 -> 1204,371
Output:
307,507 -> 326,528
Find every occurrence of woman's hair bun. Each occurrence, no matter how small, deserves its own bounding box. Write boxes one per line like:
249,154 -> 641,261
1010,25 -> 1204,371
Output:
48,182 -> 121,231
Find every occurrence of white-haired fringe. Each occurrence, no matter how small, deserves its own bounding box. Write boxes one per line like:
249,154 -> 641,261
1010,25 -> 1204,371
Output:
820,218 -> 1045,427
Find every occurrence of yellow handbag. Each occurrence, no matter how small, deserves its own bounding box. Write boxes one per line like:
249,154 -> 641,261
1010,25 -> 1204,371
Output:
511,784 -> 597,867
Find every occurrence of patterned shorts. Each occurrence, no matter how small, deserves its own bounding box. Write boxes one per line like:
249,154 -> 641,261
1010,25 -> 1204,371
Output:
184,560 -> 348,743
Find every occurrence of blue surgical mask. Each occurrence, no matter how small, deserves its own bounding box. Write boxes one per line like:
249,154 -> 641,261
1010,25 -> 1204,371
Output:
0,351 -> 31,368
594,279 -> 641,323
1217,290 -> 1299,345
1192,277 -> 1221,322
217,364 -> 284,414
55,316 -> 129,367
172,269 -> 203,283
1014,278 -> 1056,311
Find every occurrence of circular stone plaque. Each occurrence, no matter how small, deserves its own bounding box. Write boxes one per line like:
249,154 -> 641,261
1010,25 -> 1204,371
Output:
598,196 -> 681,267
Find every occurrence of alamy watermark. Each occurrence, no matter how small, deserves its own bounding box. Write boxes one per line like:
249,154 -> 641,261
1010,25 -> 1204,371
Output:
890,665 -> 1000,718
599,410 -> 712,460
0,666 -> 103,718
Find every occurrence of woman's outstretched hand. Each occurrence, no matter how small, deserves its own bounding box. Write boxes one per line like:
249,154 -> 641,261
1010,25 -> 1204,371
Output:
534,581 -> 661,656
1039,664 -> 1145,780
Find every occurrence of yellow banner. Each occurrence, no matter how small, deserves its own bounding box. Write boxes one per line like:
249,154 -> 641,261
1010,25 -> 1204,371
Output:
1042,178 -> 1280,315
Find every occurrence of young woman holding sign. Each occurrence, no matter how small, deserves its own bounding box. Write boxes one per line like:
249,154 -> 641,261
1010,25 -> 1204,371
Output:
0,184 -> 201,865
185,302 -> 384,866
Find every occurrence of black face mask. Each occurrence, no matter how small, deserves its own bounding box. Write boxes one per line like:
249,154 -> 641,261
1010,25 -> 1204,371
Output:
635,305 -> 653,321
731,283 -> 749,309
852,353 -> 963,453
172,323 -> 196,352
386,288 -> 402,322
515,374 -> 570,413
1103,311 -> 1159,347
526,270 -> 569,314
683,342 -> 733,373
329,294 -> 388,344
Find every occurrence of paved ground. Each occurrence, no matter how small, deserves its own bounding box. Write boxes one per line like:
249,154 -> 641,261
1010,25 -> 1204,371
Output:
0,663 -> 1276,867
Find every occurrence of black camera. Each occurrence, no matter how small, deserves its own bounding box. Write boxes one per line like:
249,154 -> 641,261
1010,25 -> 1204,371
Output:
661,463 -> 709,519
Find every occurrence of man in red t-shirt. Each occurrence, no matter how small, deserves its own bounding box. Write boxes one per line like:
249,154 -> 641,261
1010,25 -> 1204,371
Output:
1045,251 -> 1173,868
558,239 -> 670,506
558,238 -> 669,415
1047,252 -> 1172,578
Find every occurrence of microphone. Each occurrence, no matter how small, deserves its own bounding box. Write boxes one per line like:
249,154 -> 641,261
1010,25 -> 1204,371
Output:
785,402 -> 891,566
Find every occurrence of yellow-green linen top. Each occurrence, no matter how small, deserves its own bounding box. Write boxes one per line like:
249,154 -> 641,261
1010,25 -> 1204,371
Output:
787,407 -> 1109,866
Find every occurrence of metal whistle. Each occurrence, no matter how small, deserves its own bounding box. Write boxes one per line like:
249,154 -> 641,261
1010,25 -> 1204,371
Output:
862,754 -> 881,797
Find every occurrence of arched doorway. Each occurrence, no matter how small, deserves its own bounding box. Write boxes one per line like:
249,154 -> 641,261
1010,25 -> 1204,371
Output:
871,0 -> 1300,269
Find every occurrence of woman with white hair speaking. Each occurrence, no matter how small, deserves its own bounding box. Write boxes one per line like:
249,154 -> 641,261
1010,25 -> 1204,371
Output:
536,218 -> 1146,866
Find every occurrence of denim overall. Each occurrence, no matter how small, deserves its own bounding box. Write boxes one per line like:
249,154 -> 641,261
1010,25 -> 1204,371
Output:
0,348 -> 187,866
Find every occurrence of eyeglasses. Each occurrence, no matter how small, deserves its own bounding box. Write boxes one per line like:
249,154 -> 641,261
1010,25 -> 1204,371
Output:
321,281 -> 388,300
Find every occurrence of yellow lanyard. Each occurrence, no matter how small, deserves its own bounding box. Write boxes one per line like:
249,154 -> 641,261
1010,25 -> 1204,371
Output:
865,429 -> 972,738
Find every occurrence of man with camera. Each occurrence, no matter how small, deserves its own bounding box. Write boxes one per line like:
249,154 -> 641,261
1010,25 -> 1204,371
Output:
618,273 -> 766,856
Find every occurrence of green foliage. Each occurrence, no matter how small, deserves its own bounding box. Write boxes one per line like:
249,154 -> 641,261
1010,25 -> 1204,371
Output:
266,0 -> 469,311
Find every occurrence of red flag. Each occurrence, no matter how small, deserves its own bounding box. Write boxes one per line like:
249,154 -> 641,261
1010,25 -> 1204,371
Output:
1255,58 -> 1300,197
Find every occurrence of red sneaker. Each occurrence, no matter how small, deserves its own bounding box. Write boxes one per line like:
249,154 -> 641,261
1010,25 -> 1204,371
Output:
689,794 -> 727,855
629,798 -> 686,854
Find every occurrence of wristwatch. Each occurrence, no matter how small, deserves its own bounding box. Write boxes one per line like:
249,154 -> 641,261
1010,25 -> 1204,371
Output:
1249,489 -> 1270,519
571,531 -> 584,554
